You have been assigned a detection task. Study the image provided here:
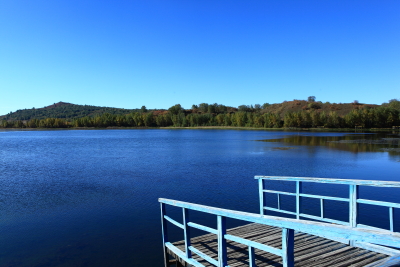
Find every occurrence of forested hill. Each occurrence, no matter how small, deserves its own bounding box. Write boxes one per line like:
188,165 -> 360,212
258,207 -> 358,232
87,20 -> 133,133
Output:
0,100 -> 387,121
0,102 -> 140,121
1,99 -> 400,129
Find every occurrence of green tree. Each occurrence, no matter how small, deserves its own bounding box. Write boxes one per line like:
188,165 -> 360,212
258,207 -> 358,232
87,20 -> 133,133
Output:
198,103 -> 209,113
144,112 -> 155,127
238,105 -> 250,112
308,96 -> 316,102
168,104 -> 184,115
262,103 -> 270,109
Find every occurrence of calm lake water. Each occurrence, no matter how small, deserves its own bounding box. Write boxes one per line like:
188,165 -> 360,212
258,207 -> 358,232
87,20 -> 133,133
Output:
0,129 -> 399,266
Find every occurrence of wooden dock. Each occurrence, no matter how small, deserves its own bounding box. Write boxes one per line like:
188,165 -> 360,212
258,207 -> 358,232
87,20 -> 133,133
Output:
159,176 -> 400,267
167,223 -> 390,267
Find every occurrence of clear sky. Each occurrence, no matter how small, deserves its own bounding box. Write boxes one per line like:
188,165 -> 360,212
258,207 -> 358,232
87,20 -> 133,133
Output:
0,0 -> 399,115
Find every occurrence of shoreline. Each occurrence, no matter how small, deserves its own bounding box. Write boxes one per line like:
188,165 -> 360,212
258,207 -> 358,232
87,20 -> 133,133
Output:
0,126 -> 399,133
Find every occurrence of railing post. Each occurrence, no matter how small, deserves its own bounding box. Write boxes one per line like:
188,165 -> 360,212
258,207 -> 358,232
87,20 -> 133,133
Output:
277,193 -> 281,210
349,184 -> 359,227
296,181 -> 302,219
259,179 -> 265,215
320,198 -> 324,218
349,184 -> 359,246
183,208 -> 192,258
217,215 -> 227,267
248,246 -> 256,267
281,228 -> 295,267
160,203 -> 169,267
390,207 -> 394,232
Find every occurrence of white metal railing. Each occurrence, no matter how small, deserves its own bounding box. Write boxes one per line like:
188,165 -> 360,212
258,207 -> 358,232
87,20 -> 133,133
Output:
256,176 -> 400,232
159,197 -> 400,267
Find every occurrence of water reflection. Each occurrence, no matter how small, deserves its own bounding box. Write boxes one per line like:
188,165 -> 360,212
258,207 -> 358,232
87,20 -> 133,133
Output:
259,133 -> 400,159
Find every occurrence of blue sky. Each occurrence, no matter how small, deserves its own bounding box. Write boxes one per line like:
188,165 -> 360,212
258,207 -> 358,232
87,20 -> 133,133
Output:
0,0 -> 399,115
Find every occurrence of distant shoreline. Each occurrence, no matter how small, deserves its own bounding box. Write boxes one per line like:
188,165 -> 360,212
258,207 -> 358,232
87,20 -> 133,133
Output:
0,126 -> 398,133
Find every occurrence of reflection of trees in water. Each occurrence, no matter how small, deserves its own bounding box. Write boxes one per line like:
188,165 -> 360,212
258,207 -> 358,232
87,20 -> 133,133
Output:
260,134 -> 400,158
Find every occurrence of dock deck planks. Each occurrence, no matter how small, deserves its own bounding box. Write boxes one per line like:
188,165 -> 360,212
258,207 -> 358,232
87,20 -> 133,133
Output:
167,223 -> 390,267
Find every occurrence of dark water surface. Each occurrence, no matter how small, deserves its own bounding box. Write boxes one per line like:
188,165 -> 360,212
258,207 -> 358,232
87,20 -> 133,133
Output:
0,129 -> 399,266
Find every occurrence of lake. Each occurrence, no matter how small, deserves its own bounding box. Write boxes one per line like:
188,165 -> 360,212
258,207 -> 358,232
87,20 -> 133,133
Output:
0,129 -> 399,266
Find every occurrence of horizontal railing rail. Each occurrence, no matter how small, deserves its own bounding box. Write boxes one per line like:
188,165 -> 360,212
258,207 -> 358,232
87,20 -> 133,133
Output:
159,198 -> 400,267
255,176 -> 400,187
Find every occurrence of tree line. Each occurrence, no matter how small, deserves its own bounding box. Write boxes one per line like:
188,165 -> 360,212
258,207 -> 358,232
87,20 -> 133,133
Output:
2,102 -> 139,121
1,101 -> 399,129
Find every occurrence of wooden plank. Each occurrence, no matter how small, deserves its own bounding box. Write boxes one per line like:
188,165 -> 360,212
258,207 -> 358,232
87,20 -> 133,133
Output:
294,242 -> 345,262
328,250 -> 383,267
351,253 -> 391,267
354,241 -> 400,256
174,232 -> 388,266
293,236 -> 336,254
224,233 -> 282,257
298,246 -> 361,266
329,251 -> 381,267
167,223 -> 392,267
364,254 -> 400,267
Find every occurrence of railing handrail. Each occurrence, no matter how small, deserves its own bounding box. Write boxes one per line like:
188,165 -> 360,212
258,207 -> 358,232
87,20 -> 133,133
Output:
159,198 -> 400,248
255,176 -> 400,187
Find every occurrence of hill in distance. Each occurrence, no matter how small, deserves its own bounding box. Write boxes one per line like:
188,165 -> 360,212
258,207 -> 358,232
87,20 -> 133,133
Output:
0,102 -> 141,121
261,100 -> 379,117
